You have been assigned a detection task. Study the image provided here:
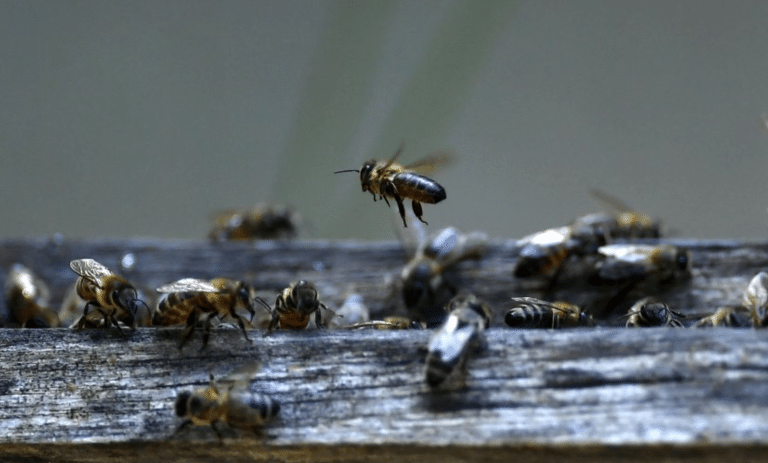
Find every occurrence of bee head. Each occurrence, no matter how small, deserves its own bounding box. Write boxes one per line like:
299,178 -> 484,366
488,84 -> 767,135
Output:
292,280 -> 318,313
640,301 -> 669,325
175,391 -> 191,417
675,250 -> 690,271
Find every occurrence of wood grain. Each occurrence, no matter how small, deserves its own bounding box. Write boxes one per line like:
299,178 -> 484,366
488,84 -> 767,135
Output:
0,238 -> 768,461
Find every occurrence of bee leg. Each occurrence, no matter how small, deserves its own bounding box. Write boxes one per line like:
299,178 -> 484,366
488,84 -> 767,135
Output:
76,301 -> 100,330
393,193 -> 408,227
179,310 -> 200,350
108,312 -> 127,335
199,312 -> 218,351
209,421 -> 224,442
412,201 -> 428,225
173,419 -> 192,436
231,310 -> 251,342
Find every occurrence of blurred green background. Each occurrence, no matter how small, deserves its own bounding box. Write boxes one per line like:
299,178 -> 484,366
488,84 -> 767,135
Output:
1,0 -> 767,241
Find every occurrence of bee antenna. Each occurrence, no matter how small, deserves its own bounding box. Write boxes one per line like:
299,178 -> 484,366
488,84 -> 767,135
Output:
333,169 -> 360,174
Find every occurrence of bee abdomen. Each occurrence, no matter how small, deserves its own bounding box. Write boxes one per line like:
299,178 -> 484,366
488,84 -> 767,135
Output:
505,305 -> 554,328
393,173 -> 446,204
514,245 -> 569,278
424,353 -> 455,387
154,292 -> 199,325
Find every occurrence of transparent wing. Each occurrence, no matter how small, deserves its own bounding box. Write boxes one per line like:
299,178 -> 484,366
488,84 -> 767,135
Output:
589,188 -> 636,214
69,259 -> 113,286
217,362 -> 263,391
156,278 -> 220,293
744,272 -> 768,310
403,150 -> 455,175
508,297 -> 568,314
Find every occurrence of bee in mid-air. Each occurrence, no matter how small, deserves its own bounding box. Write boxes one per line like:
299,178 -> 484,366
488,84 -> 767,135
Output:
425,294 -> 491,387
693,305 -> 752,328
624,297 -> 683,328
401,227 -> 487,327
592,244 -> 691,285
69,259 -> 147,332
266,280 -> 332,331
208,203 -> 300,241
154,278 -> 267,349
504,297 -> 591,329
4,263 -> 59,328
174,363 -> 279,439
742,271 -> 768,328
335,144 -> 451,227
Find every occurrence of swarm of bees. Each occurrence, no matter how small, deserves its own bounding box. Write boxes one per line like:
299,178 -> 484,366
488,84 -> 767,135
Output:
6,147 -> 768,443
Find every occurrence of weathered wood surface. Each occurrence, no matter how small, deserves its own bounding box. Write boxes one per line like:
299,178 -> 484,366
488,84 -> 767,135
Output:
0,238 -> 768,462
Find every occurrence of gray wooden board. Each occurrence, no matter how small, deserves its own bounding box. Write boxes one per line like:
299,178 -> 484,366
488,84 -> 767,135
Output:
1,238 -> 768,461
1,237 -> 768,324
0,327 -> 767,461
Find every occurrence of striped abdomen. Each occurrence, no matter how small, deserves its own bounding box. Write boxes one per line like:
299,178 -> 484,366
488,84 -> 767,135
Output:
505,304 -> 557,329
514,244 -> 570,278
392,172 -> 446,204
154,292 -> 231,326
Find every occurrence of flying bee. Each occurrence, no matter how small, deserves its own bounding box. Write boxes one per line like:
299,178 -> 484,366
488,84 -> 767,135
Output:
693,305 -> 752,328
4,263 -> 59,328
154,278 -> 268,349
335,144 -> 451,227
174,363 -> 279,439
592,244 -> 691,285
208,203 -> 300,241
504,297 -> 591,329
69,259 -> 147,333
588,188 -> 662,239
266,280 -> 332,331
425,294 -> 491,387
742,271 -> 768,328
401,227 -> 487,327
624,297 -> 683,327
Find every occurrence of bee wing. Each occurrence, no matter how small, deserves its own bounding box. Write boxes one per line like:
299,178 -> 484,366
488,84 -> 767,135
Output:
428,321 -> 476,367
69,259 -> 113,286
380,143 -> 406,171
156,278 -> 220,293
509,297 -> 567,313
403,150 -> 455,175
589,188 -> 637,214
217,362 -> 263,391
743,272 -> 768,310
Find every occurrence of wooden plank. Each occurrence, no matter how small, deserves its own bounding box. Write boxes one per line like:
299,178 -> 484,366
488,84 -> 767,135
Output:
1,238 -> 768,461
0,327 -> 768,461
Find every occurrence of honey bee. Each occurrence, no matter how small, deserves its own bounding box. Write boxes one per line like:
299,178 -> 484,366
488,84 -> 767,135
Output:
401,227 -> 487,327
693,305 -> 752,328
174,363 -> 279,439
335,144 -> 451,227
587,189 -> 661,239
592,244 -> 691,284
743,271 -> 768,327
425,294 -> 491,387
208,203 -> 300,241
4,264 -> 59,328
154,278 -> 267,349
513,226 -> 583,279
624,297 -> 683,327
266,280 -> 332,331
504,297 -> 591,329
69,259 -> 147,332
